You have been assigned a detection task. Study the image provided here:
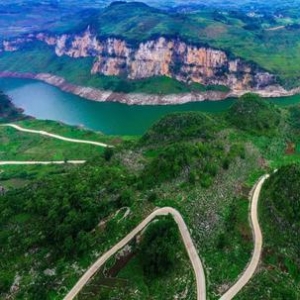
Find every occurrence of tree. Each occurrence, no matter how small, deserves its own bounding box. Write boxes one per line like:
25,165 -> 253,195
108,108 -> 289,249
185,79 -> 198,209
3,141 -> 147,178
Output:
103,147 -> 114,161
138,217 -> 178,276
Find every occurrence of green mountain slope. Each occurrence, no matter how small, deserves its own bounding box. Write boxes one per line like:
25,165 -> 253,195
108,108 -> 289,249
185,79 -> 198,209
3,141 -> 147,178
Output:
1,93 -> 300,299
238,164 -> 300,299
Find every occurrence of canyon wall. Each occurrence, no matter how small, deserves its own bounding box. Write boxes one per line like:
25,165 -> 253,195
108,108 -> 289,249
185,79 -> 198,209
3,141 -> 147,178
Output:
0,29 -> 275,91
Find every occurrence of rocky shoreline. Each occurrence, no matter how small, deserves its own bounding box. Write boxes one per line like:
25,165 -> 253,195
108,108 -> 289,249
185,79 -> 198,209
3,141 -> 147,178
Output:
0,72 -> 299,105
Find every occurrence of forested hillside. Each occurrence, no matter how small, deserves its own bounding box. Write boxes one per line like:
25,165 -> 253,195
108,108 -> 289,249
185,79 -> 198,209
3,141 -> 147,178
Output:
0,91 -> 25,122
238,164 -> 300,299
1,93 -> 300,299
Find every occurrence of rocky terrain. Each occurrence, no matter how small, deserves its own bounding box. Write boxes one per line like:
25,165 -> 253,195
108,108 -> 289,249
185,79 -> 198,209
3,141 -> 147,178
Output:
1,1 -> 300,104
1,29 -> 275,91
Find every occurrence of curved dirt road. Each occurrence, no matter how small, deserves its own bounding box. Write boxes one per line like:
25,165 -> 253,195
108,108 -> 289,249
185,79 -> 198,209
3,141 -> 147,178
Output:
63,207 -> 206,300
1,124 -> 112,148
220,174 -> 270,300
64,175 -> 270,300
0,160 -> 86,166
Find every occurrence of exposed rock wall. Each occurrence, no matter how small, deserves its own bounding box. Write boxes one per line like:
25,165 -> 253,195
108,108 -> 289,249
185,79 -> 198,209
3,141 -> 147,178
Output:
0,72 -> 296,106
0,29 -> 275,91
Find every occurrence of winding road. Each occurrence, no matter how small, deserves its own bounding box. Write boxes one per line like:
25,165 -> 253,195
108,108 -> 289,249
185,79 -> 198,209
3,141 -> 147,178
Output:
64,175 -> 269,300
220,174 -> 269,300
0,124 -> 113,148
64,207 -> 206,300
0,123 -> 269,300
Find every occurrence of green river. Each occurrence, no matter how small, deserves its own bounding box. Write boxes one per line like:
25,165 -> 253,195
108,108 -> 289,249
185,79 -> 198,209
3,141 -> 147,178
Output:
1,78 -> 300,135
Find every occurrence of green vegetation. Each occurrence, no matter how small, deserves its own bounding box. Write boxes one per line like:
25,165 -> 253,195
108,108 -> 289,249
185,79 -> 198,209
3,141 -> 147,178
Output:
141,112 -> 218,144
0,164 -> 75,189
1,92 -> 300,299
227,93 -> 282,135
238,164 -> 300,299
289,104 -> 300,132
263,165 -> 300,266
0,91 -> 25,122
141,141 -> 234,188
77,216 -> 196,300
138,217 -> 178,276
0,125 -> 106,161
0,157 -> 148,299
140,111 -> 245,188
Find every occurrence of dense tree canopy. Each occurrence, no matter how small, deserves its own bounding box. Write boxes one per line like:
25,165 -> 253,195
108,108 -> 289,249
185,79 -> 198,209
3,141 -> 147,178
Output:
141,112 -> 218,145
227,93 -> 282,135
0,91 -> 25,122
138,217 -> 179,277
261,164 -> 300,280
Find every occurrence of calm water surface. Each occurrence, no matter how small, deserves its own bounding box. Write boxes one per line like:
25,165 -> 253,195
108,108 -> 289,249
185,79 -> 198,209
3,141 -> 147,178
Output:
1,78 -> 299,135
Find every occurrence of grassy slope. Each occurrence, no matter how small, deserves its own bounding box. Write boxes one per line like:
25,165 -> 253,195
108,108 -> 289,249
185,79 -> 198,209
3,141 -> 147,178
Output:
0,164 -> 75,190
0,118 -> 127,162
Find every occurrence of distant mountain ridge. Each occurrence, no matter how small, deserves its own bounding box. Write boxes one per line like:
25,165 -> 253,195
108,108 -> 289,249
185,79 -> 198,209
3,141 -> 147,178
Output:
1,0 -> 300,102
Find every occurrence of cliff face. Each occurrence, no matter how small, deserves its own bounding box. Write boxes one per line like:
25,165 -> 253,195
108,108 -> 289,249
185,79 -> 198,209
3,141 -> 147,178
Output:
1,29 -> 275,90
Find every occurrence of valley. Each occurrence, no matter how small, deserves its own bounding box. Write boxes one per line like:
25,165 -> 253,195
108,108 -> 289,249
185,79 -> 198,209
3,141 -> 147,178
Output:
2,77 -> 300,136
0,1 -> 300,299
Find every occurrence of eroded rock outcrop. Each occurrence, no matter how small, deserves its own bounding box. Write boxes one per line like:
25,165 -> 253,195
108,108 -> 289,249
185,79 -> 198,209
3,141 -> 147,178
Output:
0,28 -> 275,91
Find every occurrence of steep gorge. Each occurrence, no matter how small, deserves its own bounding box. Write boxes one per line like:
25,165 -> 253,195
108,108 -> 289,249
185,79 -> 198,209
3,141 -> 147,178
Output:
1,28 -> 275,92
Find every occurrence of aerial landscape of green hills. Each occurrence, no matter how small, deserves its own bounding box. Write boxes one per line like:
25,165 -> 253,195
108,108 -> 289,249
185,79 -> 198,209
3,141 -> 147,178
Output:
1,1 -> 300,299
1,89 -> 300,299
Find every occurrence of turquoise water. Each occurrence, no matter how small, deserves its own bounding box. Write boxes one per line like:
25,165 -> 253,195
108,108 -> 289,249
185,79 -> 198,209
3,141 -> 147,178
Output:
1,78 -> 299,135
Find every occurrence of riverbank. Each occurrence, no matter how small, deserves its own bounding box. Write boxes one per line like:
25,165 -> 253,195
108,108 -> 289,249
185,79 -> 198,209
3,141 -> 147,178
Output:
1,72 -> 299,105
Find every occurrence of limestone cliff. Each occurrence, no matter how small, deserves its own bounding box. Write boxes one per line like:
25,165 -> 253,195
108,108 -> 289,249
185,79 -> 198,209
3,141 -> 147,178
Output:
0,28 -> 275,91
